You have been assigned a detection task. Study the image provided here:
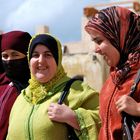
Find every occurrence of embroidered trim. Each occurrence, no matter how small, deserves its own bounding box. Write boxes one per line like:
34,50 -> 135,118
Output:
75,110 -> 89,140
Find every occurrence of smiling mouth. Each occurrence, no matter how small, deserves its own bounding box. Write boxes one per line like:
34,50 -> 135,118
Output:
37,66 -> 48,70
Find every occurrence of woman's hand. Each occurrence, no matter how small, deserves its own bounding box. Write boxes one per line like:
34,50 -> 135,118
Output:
48,103 -> 80,130
115,95 -> 140,116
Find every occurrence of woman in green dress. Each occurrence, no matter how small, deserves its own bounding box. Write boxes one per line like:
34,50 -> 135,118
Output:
6,33 -> 100,140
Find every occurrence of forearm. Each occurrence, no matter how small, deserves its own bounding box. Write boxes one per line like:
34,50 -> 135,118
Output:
66,110 -> 80,130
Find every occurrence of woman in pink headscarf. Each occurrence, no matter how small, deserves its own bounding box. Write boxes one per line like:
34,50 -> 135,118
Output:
0,30 -> 31,140
85,6 -> 140,140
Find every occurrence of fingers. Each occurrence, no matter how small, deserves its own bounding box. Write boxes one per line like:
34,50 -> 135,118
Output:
115,95 -> 137,114
47,103 -> 65,122
47,103 -> 73,123
115,95 -> 128,113
48,103 -> 59,115
48,103 -> 58,120
116,103 -> 125,113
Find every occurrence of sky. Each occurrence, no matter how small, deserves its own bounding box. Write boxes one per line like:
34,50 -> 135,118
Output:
0,0 -> 114,43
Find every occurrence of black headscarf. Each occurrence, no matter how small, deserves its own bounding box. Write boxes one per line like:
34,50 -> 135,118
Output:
29,34 -> 58,65
1,31 -> 31,90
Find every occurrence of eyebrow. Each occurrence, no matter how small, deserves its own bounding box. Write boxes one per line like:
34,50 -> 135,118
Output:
2,51 -> 19,55
33,50 -> 51,53
11,51 -> 19,55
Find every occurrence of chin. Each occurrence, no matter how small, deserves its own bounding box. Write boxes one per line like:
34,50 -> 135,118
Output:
37,78 -> 49,83
106,61 -> 114,67
36,75 -> 48,83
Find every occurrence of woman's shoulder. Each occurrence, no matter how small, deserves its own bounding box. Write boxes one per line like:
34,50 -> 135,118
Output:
10,89 -> 28,109
70,79 -> 99,96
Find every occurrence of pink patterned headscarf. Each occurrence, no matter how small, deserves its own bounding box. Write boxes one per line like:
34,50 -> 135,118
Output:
85,6 -> 140,85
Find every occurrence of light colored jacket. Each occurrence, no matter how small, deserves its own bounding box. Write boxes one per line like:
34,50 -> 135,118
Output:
6,76 -> 100,140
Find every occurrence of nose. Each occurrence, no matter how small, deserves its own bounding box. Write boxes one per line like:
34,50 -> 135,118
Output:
38,55 -> 44,63
95,46 -> 102,54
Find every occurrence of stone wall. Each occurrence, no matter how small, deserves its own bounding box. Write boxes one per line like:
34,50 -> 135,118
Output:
62,53 -> 109,91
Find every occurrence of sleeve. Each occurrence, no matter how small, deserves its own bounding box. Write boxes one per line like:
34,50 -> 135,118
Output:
74,84 -> 101,140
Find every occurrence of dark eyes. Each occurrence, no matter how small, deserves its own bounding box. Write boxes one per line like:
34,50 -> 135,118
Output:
2,53 -> 19,59
32,53 -> 39,57
92,38 -> 103,45
32,53 -> 53,58
2,54 -> 8,59
44,53 -> 53,58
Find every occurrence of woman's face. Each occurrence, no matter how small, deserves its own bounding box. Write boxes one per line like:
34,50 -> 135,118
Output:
87,29 -> 120,67
1,49 -> 26,60
30,44 -> 57,83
